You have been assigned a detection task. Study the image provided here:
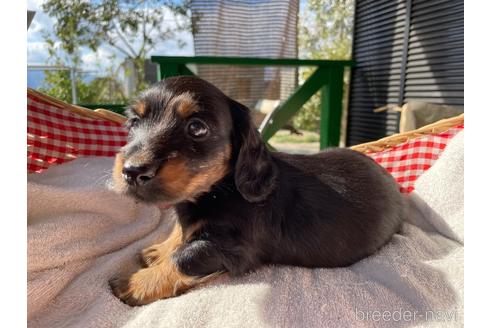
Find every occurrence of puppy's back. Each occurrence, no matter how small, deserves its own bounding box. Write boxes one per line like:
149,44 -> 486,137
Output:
270,149 -> 406,267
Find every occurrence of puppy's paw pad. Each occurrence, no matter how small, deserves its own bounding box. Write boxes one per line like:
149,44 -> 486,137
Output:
139,247 -> 162,267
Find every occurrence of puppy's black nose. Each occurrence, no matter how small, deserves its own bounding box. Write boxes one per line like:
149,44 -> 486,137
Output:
122,165 -> 156,186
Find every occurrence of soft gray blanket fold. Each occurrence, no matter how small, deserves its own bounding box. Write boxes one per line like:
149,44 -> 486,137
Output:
27,131 -> 464,328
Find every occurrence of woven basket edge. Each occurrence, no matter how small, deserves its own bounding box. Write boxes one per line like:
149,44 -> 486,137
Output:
28,88 -> 127,124
350,114 -> 464,154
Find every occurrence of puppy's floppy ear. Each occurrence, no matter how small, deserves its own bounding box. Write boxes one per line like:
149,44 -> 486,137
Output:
229,99 -> 278,203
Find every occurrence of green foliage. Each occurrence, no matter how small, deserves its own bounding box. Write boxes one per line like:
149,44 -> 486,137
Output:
38,68 -> 127,104
40,0 -> 192,102
271,131 -> 320,144
38,69 -> 73,103
79,76 -> 126,104
293,0 -> 354,132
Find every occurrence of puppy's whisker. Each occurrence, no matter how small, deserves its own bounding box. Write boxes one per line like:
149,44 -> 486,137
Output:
95,169 -> 113,187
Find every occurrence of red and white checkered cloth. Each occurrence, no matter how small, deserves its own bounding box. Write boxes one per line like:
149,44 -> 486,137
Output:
27,91 -> 128,173
366,125 -> 464,193
27,90 -> 463,194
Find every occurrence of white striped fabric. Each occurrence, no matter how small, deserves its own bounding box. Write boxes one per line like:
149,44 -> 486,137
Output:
190,0 -> 299,112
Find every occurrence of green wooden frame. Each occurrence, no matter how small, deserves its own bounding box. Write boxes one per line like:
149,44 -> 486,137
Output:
151,56 -> 354,149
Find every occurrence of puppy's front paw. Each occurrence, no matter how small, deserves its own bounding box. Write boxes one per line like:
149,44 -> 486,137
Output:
109,276 -> 141,306
109,263 -> 195,306
109,270 -> 159,306
139,246 -> 163,268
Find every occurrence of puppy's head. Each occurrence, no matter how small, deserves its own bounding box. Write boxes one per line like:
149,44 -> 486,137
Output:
112,76 -> 277,204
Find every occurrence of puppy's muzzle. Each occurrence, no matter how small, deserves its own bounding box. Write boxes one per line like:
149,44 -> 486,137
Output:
122,163 -> 157,186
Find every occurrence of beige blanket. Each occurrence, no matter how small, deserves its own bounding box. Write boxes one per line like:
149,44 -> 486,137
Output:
27,132 -> 464,328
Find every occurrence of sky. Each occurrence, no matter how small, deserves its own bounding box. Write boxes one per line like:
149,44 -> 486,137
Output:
27,0 -> 309,89
27,0 -> 194,88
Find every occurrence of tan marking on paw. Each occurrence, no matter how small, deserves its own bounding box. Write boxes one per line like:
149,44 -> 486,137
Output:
139,223 -> 183,267
110,221 -> 217,306
110,262 -> 195,306
140,221 -> 204,267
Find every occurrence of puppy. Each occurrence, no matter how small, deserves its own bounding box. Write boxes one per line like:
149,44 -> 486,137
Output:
109,76 -> 406,306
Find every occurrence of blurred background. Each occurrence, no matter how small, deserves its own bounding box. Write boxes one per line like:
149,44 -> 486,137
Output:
27,0 -> 463,152
28,0 -> 354,152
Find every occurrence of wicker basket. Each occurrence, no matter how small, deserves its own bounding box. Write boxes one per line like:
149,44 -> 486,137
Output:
28,88 -> 127,125
350,114 -> 464,154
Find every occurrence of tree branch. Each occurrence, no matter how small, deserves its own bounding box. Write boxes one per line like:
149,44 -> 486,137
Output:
138,5 -> 148,58
113,20 -> 139,58
107,37 -> 134,58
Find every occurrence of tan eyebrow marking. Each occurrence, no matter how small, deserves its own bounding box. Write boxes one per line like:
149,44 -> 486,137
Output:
174,92 -> 198,118
134,100 -> 146,116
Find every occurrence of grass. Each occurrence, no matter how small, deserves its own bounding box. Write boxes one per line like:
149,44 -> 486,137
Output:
270,130 -> 320,143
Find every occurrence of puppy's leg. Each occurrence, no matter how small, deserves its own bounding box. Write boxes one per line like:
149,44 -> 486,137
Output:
140,221 -> 203,267
109,223 -> 185,305
173,240 -> 226,277
109,257 -> 197,306
139,223 -> 182,267
110,224 -> 225,306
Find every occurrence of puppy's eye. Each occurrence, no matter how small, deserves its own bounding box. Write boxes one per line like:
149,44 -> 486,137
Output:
187,119 -> 208,138
126,117 -> 140,129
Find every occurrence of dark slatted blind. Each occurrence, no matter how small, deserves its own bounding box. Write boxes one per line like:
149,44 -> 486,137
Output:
347,0 -> 464,146
404,0 -> 464,107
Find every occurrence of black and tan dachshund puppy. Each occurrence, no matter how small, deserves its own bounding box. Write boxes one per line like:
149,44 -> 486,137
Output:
109,76 -> 406,306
